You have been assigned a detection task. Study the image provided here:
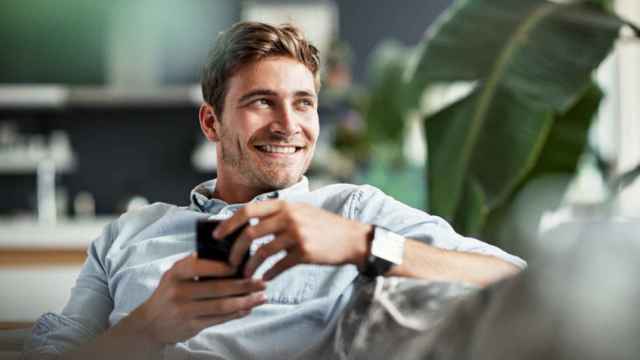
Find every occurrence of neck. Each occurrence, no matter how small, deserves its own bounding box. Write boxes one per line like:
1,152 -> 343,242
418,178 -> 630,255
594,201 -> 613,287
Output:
212,176 -> 269,204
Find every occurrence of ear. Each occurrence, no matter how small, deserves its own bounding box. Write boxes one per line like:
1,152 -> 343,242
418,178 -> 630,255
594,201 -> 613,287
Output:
199,103 -> 220,142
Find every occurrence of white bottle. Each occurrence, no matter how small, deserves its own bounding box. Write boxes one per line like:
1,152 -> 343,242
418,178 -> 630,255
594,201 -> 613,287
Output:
37,159 -> 57,224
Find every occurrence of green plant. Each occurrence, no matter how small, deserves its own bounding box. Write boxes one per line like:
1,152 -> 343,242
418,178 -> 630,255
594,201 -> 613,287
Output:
355,41 -> 427,207
363,40 -> 416,151
407,0 -> 639,237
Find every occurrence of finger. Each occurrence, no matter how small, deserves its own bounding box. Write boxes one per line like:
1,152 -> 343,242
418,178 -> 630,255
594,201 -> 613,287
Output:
180,278 -> 267,300
189,309 -> 252,333
244,235 -> 294,278
171,254 -> 236,280
214,200 -> 284,239
262,252 -> 301,281
229,212 -> 287,267
186,291 -> 268,317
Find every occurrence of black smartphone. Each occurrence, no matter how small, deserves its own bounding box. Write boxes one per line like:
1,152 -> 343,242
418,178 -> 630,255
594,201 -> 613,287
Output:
196,219 -> 250,279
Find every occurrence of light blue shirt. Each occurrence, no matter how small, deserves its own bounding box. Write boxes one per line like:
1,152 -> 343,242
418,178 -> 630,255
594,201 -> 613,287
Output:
24,177 -> 525,359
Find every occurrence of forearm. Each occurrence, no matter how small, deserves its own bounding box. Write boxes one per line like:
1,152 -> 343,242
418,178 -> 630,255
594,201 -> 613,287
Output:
387,238 -> 521,286
62,254 -> 266,359
62,313 -> 162,360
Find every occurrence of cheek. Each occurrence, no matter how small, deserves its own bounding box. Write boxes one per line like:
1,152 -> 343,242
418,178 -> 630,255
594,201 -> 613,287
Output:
223,121 -> 254,146
239,113 -> 267,139
304,116 -> 320,142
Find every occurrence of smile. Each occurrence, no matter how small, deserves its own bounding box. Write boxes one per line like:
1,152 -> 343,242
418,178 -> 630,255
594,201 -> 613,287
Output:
255,144 -> 304,154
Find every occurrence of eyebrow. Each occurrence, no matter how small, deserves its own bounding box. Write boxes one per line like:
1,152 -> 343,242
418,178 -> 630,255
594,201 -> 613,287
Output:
238,89 -> 277,104
293,90 -> 317,99
237,89 -> 317,104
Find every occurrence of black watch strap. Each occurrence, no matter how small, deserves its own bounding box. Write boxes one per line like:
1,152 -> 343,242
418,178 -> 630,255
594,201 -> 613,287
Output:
362,252 -> 394,277
362,225 -> 398,278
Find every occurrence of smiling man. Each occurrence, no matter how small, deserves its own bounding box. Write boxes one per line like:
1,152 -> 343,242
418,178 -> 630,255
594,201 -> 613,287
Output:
201,55 -> 319,203
24,22 -> 525,360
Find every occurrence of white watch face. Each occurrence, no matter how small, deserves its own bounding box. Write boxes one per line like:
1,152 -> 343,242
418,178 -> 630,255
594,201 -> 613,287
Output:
371,227 -> 405,265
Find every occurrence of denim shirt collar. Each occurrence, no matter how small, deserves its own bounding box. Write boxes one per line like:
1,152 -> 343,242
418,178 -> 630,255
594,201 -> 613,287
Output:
189,176 -> 310,213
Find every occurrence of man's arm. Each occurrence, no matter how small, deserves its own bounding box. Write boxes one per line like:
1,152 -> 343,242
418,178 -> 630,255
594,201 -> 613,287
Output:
24,251 -> 266,360
24,225 -> 115,359
350,226 -> 521,286
60,254 -> 267,360
216,200 -> 522,287
60,315 -> 161,360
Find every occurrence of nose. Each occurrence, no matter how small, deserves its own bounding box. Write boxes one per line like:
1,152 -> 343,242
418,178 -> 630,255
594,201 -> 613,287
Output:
269,104 -> 300,137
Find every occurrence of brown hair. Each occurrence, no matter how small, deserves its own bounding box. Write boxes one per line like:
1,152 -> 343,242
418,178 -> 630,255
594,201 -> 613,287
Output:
201,21 -> 321,118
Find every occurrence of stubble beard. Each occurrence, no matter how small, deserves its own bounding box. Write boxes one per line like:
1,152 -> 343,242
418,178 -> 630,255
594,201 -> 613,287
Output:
218,136 -> 310,191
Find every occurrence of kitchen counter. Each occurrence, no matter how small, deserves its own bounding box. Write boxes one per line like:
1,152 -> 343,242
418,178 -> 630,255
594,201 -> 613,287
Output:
0,216 -> 115,249
0,217 -> 117,322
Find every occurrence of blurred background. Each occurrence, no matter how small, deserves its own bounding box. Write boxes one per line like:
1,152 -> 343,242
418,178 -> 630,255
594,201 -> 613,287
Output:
0,0 -> 639,328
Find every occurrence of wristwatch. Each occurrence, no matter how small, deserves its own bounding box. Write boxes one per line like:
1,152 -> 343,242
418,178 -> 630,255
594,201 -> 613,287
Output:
362,225 -> 405,277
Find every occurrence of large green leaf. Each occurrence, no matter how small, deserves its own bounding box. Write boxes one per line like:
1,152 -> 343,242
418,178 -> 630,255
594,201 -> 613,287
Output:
426,88 -> 555,218
530,82 -> 603,178
453,178 -> 488,236
411,0 -> 622,109
482,82 -> 603,248
412,0 -> 624,225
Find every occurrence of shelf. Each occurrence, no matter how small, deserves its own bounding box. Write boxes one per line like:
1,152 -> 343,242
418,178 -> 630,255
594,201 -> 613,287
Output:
0,85 -> 67,109
0,84 -> 203,109
0,158 -> 75,174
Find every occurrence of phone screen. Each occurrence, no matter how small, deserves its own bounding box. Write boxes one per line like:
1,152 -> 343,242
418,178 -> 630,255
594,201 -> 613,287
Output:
196,219 -> 250,279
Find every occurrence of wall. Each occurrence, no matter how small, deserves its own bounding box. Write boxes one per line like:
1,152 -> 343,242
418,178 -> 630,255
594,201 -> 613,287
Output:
337,0 -> 453,84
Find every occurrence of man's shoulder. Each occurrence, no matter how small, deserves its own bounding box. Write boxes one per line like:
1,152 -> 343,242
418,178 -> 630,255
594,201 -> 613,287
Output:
305,182 -> 377,201
109,202 -> 191,238
91,202 -> 198,256
116,201 -> 181,223
309,182 -> 383,196
293,182 -> 386,216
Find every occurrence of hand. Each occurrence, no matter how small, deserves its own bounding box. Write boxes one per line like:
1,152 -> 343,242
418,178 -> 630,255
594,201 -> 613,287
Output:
128,253 -> 267,346
214,200 -> 372,281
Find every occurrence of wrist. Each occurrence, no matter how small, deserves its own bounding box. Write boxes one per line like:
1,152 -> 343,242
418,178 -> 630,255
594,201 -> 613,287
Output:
360,226 -> 406,277
353,223 -> 374,272
116,306 -> 164,352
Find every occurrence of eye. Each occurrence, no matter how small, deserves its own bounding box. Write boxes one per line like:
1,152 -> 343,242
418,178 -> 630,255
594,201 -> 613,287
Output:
252,98 -> 272,107
296,98 -> 315,110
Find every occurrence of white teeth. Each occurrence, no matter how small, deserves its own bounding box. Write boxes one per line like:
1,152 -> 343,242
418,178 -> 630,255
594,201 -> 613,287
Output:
259,145 -> 297,154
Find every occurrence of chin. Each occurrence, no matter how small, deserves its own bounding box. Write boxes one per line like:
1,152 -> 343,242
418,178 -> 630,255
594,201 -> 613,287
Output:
253,159 -> 311,190
260,172 -> 303,190
266,177 -> 300,189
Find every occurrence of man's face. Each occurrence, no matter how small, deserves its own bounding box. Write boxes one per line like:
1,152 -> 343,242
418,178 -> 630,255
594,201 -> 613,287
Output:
212,57 -> 319,191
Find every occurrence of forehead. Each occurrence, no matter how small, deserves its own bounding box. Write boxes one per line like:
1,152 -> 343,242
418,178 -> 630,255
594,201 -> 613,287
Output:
226,57 -> 317,99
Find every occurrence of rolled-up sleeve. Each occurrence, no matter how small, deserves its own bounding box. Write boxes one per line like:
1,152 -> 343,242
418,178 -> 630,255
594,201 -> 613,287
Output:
23,223 -> 115,358
352,185 -> 526,269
